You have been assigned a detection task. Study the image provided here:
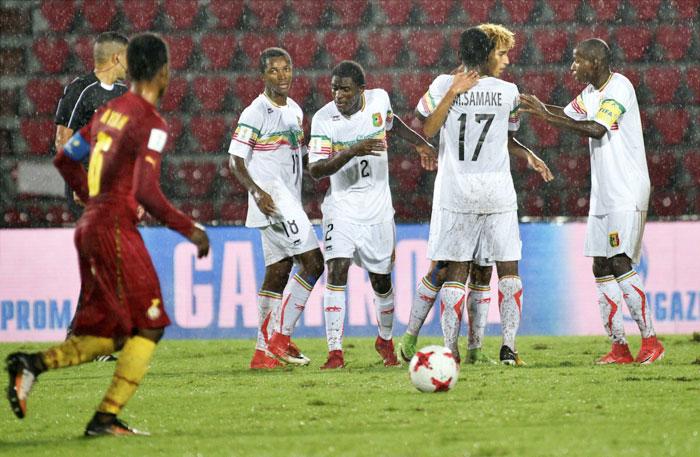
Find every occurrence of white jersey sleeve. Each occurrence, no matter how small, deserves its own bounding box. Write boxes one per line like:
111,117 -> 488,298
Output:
416,74 -> 452,118
564,93 -> 589,121
228,103 -> 264,160
308,107 -> 333,164
382,89 -> 395,131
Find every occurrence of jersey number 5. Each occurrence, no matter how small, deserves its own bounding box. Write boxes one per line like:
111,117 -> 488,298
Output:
87,131 -> 113,196
458,113 -> 494,161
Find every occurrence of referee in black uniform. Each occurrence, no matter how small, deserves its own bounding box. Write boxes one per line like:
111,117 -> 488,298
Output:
54,31 -> 129,217
54,32 -> 128,359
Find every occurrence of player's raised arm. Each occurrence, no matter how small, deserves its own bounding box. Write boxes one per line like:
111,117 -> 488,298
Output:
520,93 -> 606,139
422,70 -> 479,138
389,114 -> 437,171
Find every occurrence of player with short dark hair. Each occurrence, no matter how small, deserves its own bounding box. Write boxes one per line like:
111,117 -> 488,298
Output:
308,60 -> 436,369
520,38 -> 664,365
6,33 -> 210,436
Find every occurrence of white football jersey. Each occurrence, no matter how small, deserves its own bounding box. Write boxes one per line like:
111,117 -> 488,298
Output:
309,89 -> 395,225
564,73 -> 650,215
228,94 -> 305,227
417,75 -> 520,214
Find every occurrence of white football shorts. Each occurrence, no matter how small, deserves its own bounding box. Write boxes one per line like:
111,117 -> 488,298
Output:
260,221 -> 319,266
584,211 -> 646,264
321,218 -> 396,274
428,209 -> 521,264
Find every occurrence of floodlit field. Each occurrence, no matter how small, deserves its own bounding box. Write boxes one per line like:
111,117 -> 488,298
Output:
2,335 -> 699,457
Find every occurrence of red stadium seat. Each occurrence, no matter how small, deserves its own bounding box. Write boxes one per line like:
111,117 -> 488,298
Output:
219,198 -> 248,223
233,75 -> 264,105
288,0 -> 325,27
459,0 -> 496,23
365,73 -> 394,93
172,162 -> 218,198
573,25 -> 611,46
683,153 -> 700,186
560,74 -> 585,99
40,0 -> 75,32
290,75 -> 313,104
315,75 -> 332,104
164,0 -> 200,29
397,72 -> 434,111
82,0 -> 117,32
630,0 -> 662,20
522,194 -> 546,217
283,31 -> 319,69
190,115 -> 228,153
209,0 -> 245,28
588,0 -> 620,21
655,26 -> 692,61
652,109 -> 689,145
218,158 -> 247,196
647,153 -> 677,187
247,0 -> 284,28
33,37 -> 69,74
670,0 -> 699,19
564,192 -> 589,217
520,70 -> 559,103
528,117 -> 561,147
73,36 -> 94,71
328,0 -> 368,27
179,201 -> 215,222
122,0 -> 159,31
617,67 -> 641,89
366,31 -> 403,68
160,77 -> 189,112
415,0 -> 454,25
501,0 -> 536,24
164,35 -> 194,70
408,30 -> 445,67
163,114 -> 183,152
545,0 -> 582,22
324,31 -> 360,65
240,32 -> 277,66
687,66 -> 700,103
193,76 -> 230,112
390,153 -> 423,192
45,204 -> 72,225
20,117 -> 54,155
200,33 -> 237,70
375,0 -> 413,25
532,29 -> 570,64
643,67 -> 680,104
26,78 -> 63,115
651,190 -> 687,217
614,26 -> 652,62
553,154 -> 590,187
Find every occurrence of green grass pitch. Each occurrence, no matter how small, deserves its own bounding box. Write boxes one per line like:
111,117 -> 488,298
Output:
2,335 -> 699,457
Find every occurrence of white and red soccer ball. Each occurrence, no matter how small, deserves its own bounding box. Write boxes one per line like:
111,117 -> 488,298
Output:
409,345 -> 459,393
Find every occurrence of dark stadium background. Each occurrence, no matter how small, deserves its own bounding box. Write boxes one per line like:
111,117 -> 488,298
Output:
1,0 -> 698,228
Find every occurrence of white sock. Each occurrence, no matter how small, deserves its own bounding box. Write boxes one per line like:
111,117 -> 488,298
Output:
375,288 -> 395,340
439,282 -> 465,359
278,274 -> 314,336
324,284 -> 346,352
256,290 -> 281,351
617,270 -> 655,338
467,283 -> 490,350
406,276 -> 439,336
596,275 -> 627,344
498,276 -> 522,351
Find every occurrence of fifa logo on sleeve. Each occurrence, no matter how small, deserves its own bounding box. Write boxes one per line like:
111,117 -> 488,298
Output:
609,232 -> 620,248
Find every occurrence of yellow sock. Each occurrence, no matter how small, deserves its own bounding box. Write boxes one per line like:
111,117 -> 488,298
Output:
41,336 -> 115,370
97,335 -> 157,415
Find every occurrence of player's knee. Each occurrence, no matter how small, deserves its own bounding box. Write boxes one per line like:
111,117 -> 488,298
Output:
471,265 -> 493,284
301,250 -> 325,281
610,254 -> 632,277
369,274 -> 392,295
136,327 -> 164,343
326,260 -> 349,286
592,257 -> 613,277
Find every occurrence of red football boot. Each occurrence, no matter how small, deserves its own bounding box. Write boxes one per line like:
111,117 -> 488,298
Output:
635,336 -> 665,364
375,336 -> 400,366
596,342 -> 634,364
249,349 -> 281,369
268,333 -> 309,365
320,350 -> 345,369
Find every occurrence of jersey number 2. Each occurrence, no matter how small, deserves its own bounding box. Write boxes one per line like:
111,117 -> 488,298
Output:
458,113 -> 494,161
87,131 -> 113,196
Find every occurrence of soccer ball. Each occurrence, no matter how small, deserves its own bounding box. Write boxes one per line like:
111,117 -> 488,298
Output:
409,345 -> 459,393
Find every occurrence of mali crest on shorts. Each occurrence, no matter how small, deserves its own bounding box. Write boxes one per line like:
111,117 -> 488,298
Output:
609,232 -> 620,248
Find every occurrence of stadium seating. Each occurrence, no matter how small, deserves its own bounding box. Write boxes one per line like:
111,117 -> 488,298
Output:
192,76 -> 230,112
527,117 -> 561,147
390,153 -> 423,192
26,78 -> 63,115
247,0 -> 284,28
365,73 -> 394,94
282,31 -> 319,69
643,67 -> 680,104
671,0 -> 699,19
459,0 -> 496,23
164,35 -> 195,71
520,70 -> 559,103
288,0 -> 325,27
179,201 -> 215,222
171,161 -> 218,198
588,0 -> 621,22
553,154 -> 590,188
614,25 -> 652,61
374,0 -> 413,25
219,198 -> 248,223
407,30 -> 445,67
240,32 -> 278,66
218,158 -> 247,196
324,31 -> 360,65
82,0 -> 118,32
314,75 -> 332,104
208,0 -> 245,28
652,109 -> 689,145
647,153 -> 677,187
501,0 -> 537,24
522,194 -> 546,217
233,75 -> 264,106
415,0 -> 454,25
328,0 -> 368,27
200,33 -> 237,70
40,0 -> 75,32
687,66 -> 700,103
73,35 -> 94,70
33,37 -> 70,74
122,0 -> 159,31
164,0 -> 200,29
651,190 -> 687,217
655,26 -> 692,61
290,75 -> 313,105
163,114 -> 184,152
532,29 -> 570,64
630,0 -> 662,21
366,31 -> 403,68
160,77 -> 189,112
683,153 -> 700,186
20,117 -> 54,155
564,192 -> 589,217
573,25 -> 611,45
189,115 -> 229,153
545,0 -> 582,22
397,72 -> 433,111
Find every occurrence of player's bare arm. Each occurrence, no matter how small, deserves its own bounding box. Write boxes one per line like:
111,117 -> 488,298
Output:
422,70 -> 479,138
390,114 -> 437,171
308,138 -> 383,179
229,155 -> 276,216
544,104 -> 567,117
188,224 -> 210,259
507,134 -> 553,182
520,94 -> 606,139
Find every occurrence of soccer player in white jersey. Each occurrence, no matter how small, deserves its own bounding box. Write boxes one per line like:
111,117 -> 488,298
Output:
416,28 -> 527,365
400,23 -> 553,366
308,61 -> 436,369
520,39 -> 664,364
228,48 -> 324,369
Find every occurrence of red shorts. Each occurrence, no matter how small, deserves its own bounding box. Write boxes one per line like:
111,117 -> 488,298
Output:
71,215 -> 170,339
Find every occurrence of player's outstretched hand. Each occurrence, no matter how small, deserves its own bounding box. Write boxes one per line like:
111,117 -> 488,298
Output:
450,70 -> 480,96
253,189 -> 276,216
189,226 -> 210,258
527,152 -> 554,182
352,139 -> 385,157
519,94 -> 547,117
416,143 -> 437,171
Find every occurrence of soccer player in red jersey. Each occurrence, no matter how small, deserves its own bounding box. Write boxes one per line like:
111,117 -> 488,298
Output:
5,33 -> 210,436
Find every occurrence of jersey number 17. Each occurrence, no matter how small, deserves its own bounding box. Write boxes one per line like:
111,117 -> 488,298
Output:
458,113 -> 494,161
